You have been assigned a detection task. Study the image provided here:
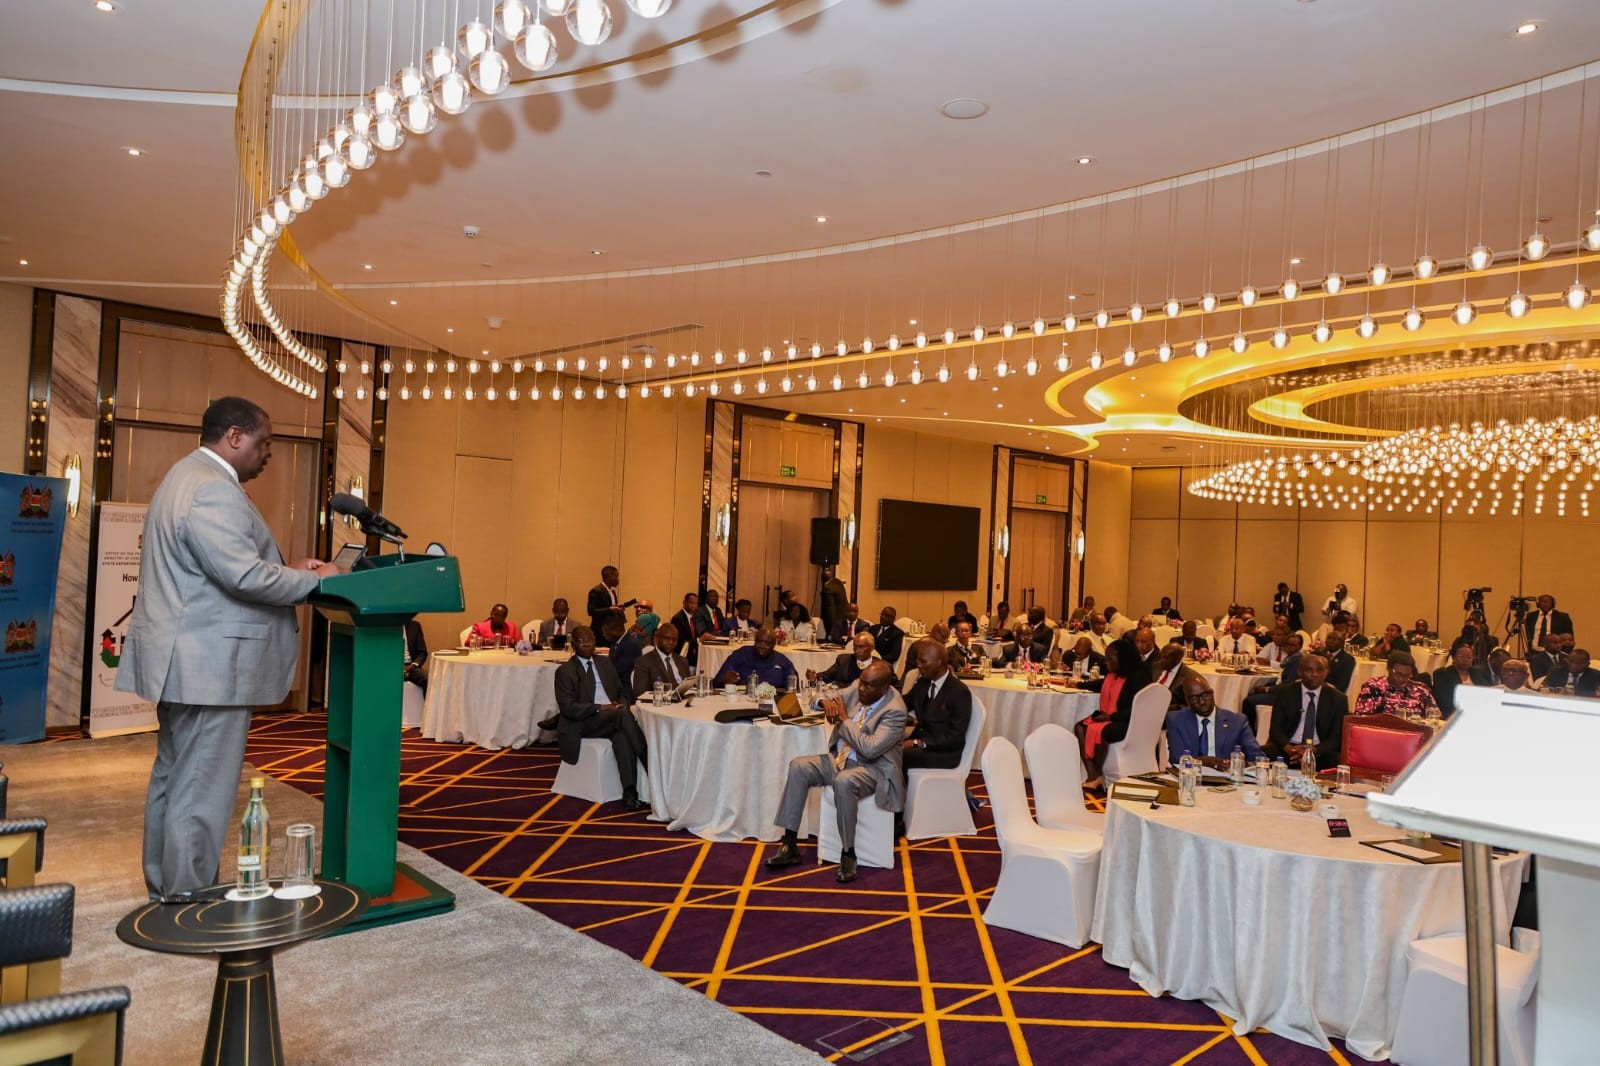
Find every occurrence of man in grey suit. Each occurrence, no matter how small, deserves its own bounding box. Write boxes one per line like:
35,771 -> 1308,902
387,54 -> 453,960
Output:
117,396 -> 336,901
536,597 -> 574,649
764,660 -> 905,883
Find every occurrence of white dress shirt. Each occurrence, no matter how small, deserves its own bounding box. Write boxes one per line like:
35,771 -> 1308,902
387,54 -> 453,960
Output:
1219,633 -> 1258,657
199,445 -> 241,483
1289,685 -> 1322,744
1531,611 -> 1556,644
780,619 -> 816,643
1259,641 -> 1289,666
652,647 -> 682,686
1106,614 -> 1136,639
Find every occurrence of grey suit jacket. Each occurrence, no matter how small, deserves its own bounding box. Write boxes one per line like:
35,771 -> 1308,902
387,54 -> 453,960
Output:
631,647 -> 691,699
537,618 -> 575,646
116,449 -> 320,707
829,683 -> 909,812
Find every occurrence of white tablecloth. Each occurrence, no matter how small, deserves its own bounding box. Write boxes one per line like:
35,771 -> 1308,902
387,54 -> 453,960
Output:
421,648 -> 566,749
636,697 -> 828,842
1348,648 -> 1449,699
1092,791 -> 1527,1059
965,677 -> 1099,772
697,642 -> 841,683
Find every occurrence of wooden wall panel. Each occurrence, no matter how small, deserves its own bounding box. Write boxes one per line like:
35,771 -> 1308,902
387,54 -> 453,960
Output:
1176,519 -> 1235,624
1126,518 -> 1178,621
1130,466 -> 1181,519
1084,461 -> 1131,610
1233,518 -> 1300,618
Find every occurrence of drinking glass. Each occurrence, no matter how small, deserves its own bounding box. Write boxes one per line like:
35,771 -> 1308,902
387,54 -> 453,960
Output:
1379,773 -> 1396,793
1335,764 -> 1352,792
1254,757 -> 1271,788
653,681 -> 666,706
786,673 -> 798,694
276,823 -> 320,899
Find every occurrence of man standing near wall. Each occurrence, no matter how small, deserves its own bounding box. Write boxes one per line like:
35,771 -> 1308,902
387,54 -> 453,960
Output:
117,396 -> 336,901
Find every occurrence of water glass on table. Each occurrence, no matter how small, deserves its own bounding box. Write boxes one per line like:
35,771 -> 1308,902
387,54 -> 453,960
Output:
653,680 -> 666,706
276,823 -> 320,900
1334,764 -> 1353,792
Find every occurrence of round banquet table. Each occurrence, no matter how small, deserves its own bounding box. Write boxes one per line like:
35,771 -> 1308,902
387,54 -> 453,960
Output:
963,676 -> 1100,772
421,648 -> 567,749
1091,791 -> 1526,1060
1347,647 -> 1449,698
636,696 -> 829,842
1190,663 -> 1277,716
697,641 -> 844,683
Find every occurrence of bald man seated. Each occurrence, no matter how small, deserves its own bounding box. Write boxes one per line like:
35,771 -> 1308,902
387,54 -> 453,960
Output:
1164,675 -> 1264,767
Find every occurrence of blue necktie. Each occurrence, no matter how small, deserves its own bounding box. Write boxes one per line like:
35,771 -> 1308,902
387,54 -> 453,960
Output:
1198,717 -> 1210,757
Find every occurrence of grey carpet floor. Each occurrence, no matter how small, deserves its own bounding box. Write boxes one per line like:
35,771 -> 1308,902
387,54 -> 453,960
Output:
3,734 -> 823,1065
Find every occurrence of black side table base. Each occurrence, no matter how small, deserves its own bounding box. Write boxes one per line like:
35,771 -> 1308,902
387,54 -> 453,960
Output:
205,948 -> 284,1066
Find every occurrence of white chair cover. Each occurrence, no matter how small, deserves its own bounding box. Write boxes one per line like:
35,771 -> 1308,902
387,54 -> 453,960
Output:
903,697 -> 987,840
1101,682 -> 1169,786
458,626 -> 473,646
979,736 -> 1103,947
402,681 -> 425,728
551,737 -> 647,804
1390,928 -> 1540,1066
817,786 -> 896,869
1024,723 -> 1103,834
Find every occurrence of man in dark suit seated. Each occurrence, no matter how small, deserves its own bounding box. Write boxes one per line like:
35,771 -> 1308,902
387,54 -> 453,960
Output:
996,623 -> 1048,667
554,626 -> 648,810
631,622 -> 692,700
1062,636 -> 1106,677
828,602 -> 871,644
810,631 -> 883,687
1538,648 -> 1600,697
1150,596 -> 1182,622
606,616 -> 644,690
1166,675 -> 1264,766
948,621 -> 981,670
722,598 -> 757,636
1264,653 -> 1348,771
1528,633 -> 1563,682
869,606 -> 905,669
537,598 -> 575,650
897,639 -> 974,835
947,600 -> 979,632
1150,642 -> 1201,710
1174,619 -> 1211,654
694,590 -> 726,641
1319,628 -> 1357,694
403,619 -> 429,693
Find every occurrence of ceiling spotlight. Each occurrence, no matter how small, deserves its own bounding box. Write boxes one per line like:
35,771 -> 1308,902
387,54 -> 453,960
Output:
1238,286 -> 1258,307
1323,272 -> 1344,295
1401,306 -> 1424,331
93,0 -> 119,11
939,98 -> 990,120
1289,256 -> 1303,266
1514,20 -> 1542,35
1505,291 -> 1531,318
1355,315 -> 1378,338
1074,156 -> 1095,166
125,147 -> 145,157
1564,281 -> 1591,310
1524,232 -> 1550,260
18,259 -> 28,266
1368,261 -> 1391,286
1452,300 -> 1478,325
815,215 -> 828,223
590,249 -> 605,256
1280,278 -> 1301,300
1467,243 -> 1494,271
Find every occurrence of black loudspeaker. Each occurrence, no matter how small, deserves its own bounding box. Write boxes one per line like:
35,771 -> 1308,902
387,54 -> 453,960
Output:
809,517 -> 842,565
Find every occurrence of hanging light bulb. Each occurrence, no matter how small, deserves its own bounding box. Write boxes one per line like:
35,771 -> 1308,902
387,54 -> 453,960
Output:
373,109 -> 405,151
858,369 -> 871,388
964,361 -> 979,381
1055,350 -> 1070,372
1467,243 -> 1494,271
882,368 -> 896,387
1505,291 -> 1531,318
779,375 -> 793,393
1024,354 -> 1038,375
541,0 -> 571,13
1414,253 -> 1439,279
1280,278 -> 1301,300
731,380 -> 744,396
626,0 -> 672,16
1031,317 -> 1046,335
1355,315 -> 1378,338
831,372 -> 843,390
497,0 -> 535,37
1238,286 -> 1258,308
432,64 -> 472,114
1088,350 -> 1103,370
471,48 -> 511,94
421,384 -> 433,400
937,363 -> 951,383
1270,328 -> 1290,349
1193,337 -> 1209,358
1402,306 -> 1424,331
942,328 -> 956,345
1524,231 -> 1550,261
1563,281 -> 1591,310
459,20 -> 493,59
400,90 -> 437,135
515,22 -> 559,71
836,341 -> 849,357
1452,300 -> 1478,325
994,355 -> 1009,377
862,338 -> 874,354
1162,298 -> 1181,317
1586,219 -> 1600,252
1368,261 -> 1391,286
1092,309 -> 1110,328
1200,293 -> 1218,313
909,362 -> 923,385
1128,303 -> 1146,323
1157,341 -> 1173,362
1001,321 -> 1015,339
1230,332 -> 1248,354
915,331 -> 928,348
972,325 -> 987,342
887,334 -> 900,351
566,0 -> 613,46
1313,320 -> 1333,343
1323,272 -> 1344,295
1122,345 -> 1138,366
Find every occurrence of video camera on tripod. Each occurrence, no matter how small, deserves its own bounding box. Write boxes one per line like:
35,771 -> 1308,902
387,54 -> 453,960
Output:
1462,587 -> 1491,614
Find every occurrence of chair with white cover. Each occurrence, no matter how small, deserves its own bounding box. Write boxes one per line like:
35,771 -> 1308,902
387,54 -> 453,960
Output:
1024,723 -> 1104,834
458,626 -> 473,646
1100,682 -> 1169,787
1389,928 -> 1540,1066
816,784 -> 897,869
401,681 -> 425,728
551,738 -> 648,804
979,736 -> 1103,947
900,667 -> 920,694
903,697 -> 987,839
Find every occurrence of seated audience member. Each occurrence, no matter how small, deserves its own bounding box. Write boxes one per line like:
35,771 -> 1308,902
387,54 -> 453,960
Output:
1151,596 -> 1182,622
1244,633 -> 1305,720
1432,641 -> 1494,717
1486,647 -> 1512,684
764,661 -> 906,883
1257,625 -> 1292,667
470,603 -> 522,645
1557,631 -> 1576,656
984,601 -> 1013,638
829,601 -> 871,643
1175,619 -> 1212,654
694,590 -> 725,639
870,606 -> 905,667
714,626 -> 797,689
947,600 -> 979,632
1320,628 -> 1357,693
1216,617 -> 1258,658
1499,658 -> 1533,691
722,598 -> 757,635
1265,653 -> 1347,771
1456,612 -> 1499,665
1151,643 -> 1200,710
1063,636 -> 1107,677
810,631 -> 882,687
1538,648 -> 1600,696
1068,596 -> 1096,629
1368,623 -> 1411,660
1354,652 -> 1438,717
668,593 -> 701,667
1344,615 -> 1370,650
997,623 -> 1048,667
604,615 -> 643,688
1166,675 -> 1265,765
948,621 -> 980,670
537,599 -> 575,649
404,619 -> 429,692
1103,605 -> 1136,639
1076,613 -> 1112,654
925,621 -> 951,647
779,600 -> 817,644
898,640 -> 974,830
631,622 -> 692,699
1025,605 -> 1051,647
553,625 -> 648,810
771,588 -> 798,626
1409,618 -> 1434,643
1528,633 -> 1564,682
633,599 -> 661,641
1074,641 -> 1143,789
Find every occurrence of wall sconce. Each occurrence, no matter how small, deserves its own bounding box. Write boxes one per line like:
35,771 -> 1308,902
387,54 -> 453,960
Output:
843,512 -> 857,550
994,524 -> 1010,559
344,474 -> 364,529
714,502 -> 732,545
1075,532 -> 1086,558
63,454 -> 82,518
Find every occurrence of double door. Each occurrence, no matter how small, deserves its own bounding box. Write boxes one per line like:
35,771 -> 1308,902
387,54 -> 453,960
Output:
1007,507 -> 1067,621
734,483 -> 827,624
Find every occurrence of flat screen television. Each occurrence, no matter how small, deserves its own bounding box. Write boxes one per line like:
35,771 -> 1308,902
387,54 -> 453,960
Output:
875,499 -> 980,590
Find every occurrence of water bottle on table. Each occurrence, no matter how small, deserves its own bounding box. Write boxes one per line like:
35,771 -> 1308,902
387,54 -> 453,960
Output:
234,775 -> 272,900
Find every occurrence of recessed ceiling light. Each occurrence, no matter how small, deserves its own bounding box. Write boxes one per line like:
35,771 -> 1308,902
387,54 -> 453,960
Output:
996,403 -> 1004,409
389,299 -> 398,305
1074,156 -> 1095,166
815,216 -> 828,223
940,98 -> 989,120
93,0 -> 119,12
125,147 -> 145,157
1514,20 -> 1542,35
1289,256 -> 1303,265
909,318 -> 917,325
1067,294 -> 1077,302
19,259 -> 28,266
363,263 -> 373,270
755,169 -> 772,178
591,249 -> 604,255
446,327 -> 454,333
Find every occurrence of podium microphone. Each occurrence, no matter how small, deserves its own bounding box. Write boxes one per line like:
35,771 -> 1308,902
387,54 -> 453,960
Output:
330,493 -> 408,544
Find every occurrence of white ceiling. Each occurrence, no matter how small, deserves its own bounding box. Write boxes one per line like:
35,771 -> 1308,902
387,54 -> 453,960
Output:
4,0 -> 1600,458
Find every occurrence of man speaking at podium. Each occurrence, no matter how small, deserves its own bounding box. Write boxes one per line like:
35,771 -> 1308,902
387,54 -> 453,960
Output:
118,396 -> 337,902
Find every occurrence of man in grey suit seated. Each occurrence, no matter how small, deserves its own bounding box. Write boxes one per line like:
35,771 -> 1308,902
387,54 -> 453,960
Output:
764,661 -> 906,884
117,396 -> 337,901
536,597 -> 575,649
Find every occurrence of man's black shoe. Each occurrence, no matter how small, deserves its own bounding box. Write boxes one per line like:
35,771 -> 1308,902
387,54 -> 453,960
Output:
765,842 -> 802,869
538,715 -> 559,731
622,789 -> 647,811
836,852 -> 858,883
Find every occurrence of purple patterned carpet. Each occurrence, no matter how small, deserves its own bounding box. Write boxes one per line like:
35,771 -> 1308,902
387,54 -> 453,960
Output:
245,711 -> 1369,1065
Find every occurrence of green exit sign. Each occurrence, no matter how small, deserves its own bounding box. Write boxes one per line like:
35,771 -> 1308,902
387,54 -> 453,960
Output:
1035,493 -> 1048,504
779,465 -> 797,478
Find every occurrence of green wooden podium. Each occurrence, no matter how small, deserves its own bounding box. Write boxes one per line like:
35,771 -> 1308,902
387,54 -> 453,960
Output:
310,552 -> 464,929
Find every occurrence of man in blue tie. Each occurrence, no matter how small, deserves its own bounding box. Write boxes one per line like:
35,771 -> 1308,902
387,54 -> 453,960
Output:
554,625 -> 649,810
1164,675 -> 1264,767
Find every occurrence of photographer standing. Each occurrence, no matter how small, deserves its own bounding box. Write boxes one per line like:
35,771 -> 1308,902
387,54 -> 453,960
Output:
1321,583 -> 1357,621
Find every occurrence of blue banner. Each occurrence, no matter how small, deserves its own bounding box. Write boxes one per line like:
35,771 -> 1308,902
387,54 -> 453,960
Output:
0,473 -> 68,744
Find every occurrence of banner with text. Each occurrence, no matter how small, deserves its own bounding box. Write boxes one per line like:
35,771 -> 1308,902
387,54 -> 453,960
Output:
0,473 -> 68,744
89,502 -> 155,737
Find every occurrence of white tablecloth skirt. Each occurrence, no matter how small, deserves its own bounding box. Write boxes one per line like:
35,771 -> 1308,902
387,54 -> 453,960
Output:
637,698 -> 828,842
1091,793 -> 1527,1059
697,643 -> 842,683
966,678 -> 1099,773
421,649 -> 562,750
